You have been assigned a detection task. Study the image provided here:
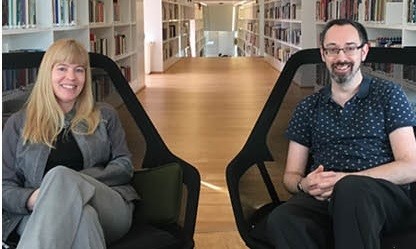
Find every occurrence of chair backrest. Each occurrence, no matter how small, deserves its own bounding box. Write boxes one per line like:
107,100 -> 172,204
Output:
226,47 -> 416,248
2,51 -> 201,246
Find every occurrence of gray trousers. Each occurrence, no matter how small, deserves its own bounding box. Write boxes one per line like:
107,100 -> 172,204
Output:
16,166 -> 134,249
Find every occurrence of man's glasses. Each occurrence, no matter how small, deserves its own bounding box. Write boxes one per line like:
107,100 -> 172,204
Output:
323,43 -> 365,56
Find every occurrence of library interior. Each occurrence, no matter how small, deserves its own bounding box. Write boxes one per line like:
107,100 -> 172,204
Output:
2,0 -> 416,249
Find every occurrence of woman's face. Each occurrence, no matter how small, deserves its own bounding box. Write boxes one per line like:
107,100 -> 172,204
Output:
51,62 -> 86,112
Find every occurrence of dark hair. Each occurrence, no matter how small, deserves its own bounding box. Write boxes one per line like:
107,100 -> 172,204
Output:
320,19 -> 368,47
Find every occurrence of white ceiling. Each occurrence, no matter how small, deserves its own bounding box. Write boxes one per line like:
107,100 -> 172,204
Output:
197,0 -> 247,5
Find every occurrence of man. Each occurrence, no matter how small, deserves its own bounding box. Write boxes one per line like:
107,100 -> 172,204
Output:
266,19 -> 416,249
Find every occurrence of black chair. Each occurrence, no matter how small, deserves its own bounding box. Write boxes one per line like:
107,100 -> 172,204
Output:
226,47 -> 416,249
2,52 -> 201,249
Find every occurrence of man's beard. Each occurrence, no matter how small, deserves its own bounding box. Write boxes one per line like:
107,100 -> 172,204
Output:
329,61 -> 358,84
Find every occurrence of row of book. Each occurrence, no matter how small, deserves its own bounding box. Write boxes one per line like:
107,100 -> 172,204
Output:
264,23 -> 301,46
2,0 -> 126,29
409,0 -> 416,23
246,21 -> 258,33
241,42 -> 259,56
162,2 -> 180,21
120,65 -> 131,82
91,65 -> 132,103
363,0 -> 403,23
244,32 -> 259,47
52,0 -> 77,26
264,37 -> 295,63
163,39 -> 179,61
364,61 -> 395,75
114,34 -> 127,56
91,68 -> 114,102
316,0 -> 360,22
113,0 -> 120,22
369,36 -> 402,47
404,65 -> 416,83
275,47 -> 292,62
89,0 -> 105,23
2,0 -> 37,29
2,67 -> 38,92
316,0 -> 415,24
90,34 -> 109,56
89,33 -> 129,56
163,24 -> 178,40
264,38 -> 273,54
264,2 -> 299,20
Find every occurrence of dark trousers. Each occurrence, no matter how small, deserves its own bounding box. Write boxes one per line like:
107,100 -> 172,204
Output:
266,175 -> 414,249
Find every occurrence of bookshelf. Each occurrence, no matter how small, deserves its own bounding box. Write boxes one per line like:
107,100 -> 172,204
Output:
237,0 -> 316,87
236,0 -> 262,57
190,2 -> 205,57
143,0 -> 196,73
263,0 -> 316,70
315,0 -> 416,109
2,0 -> 144,106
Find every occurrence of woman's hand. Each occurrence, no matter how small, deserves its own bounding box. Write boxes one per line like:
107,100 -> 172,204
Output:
27,189 -> 40,211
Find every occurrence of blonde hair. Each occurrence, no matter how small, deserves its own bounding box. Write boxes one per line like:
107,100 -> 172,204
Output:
23,39 -> 100,147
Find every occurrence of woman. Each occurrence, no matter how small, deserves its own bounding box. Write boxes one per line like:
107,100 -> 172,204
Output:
2,39 -> 139,249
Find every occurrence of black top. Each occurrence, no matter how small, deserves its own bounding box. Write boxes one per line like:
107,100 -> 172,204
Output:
45,128 -> 84,175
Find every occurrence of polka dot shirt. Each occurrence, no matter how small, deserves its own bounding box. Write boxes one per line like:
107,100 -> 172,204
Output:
286,76 -> 416,172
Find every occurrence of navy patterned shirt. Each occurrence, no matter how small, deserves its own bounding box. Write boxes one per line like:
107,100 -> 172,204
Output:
286,76 -> 416,172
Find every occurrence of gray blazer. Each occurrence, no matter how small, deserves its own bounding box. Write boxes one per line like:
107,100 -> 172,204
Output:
2,102 -> 139,240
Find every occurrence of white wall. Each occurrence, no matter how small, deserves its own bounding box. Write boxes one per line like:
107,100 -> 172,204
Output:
204,5 -> 234,31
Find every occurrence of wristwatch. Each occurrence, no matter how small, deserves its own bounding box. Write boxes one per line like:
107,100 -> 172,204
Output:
297,179 -> 304,193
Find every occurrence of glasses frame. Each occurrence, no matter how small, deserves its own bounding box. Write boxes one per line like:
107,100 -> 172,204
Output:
323,43 -> 366,56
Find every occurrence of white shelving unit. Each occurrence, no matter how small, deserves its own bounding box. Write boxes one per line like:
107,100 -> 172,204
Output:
190,2 -> 205,57
2,0 -> 144,94
143,0 -> 196,73
237,0 -> 316,87
263,0 -> 316,70
236,0 -> 262,57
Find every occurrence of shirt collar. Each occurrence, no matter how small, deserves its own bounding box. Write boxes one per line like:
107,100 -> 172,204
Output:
321,75 -> 371,103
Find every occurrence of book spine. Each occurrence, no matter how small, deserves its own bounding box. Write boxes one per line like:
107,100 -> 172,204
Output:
24,0 -> 29,27
3,0 -> 9,27
29,0 -> 36,26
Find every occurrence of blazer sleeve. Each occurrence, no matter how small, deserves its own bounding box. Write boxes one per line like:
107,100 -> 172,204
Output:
2,112 -> 36,214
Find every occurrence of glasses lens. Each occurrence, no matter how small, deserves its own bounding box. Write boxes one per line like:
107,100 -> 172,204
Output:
344,46 -> 358,55
326,48 -> 339,55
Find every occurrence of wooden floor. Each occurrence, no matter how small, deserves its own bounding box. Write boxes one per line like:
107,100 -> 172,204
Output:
136,57 -> 310,248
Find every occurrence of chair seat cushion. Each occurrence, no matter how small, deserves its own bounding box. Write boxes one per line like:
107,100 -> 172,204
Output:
108,224 -> 182,249
132,163 -> 183,225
